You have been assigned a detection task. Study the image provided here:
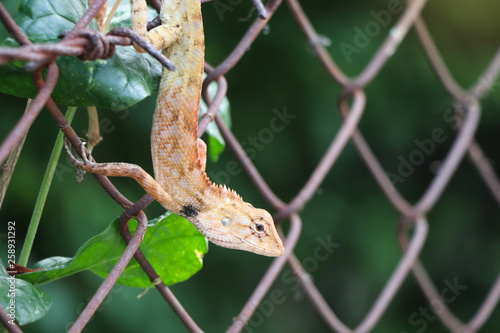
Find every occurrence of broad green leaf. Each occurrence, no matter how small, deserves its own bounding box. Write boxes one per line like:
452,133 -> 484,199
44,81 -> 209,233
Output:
1,0 -> 231,151
0,0 -> 161,110
199,74 -> 232,162
17,213 -> 207,288
0,259 -> 52,326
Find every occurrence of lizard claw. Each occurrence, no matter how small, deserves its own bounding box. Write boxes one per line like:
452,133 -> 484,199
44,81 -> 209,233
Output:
75,142 -> 90,183
64,138 -> 100,183
64,137 -> 84,167
64,137 -> 95,169
79,142 -> 94,165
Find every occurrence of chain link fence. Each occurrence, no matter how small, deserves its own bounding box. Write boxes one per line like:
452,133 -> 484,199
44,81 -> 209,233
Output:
1,0 -> 500,332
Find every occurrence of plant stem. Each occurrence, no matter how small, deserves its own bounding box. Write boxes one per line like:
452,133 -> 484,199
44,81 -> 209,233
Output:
18,106 -> 77,266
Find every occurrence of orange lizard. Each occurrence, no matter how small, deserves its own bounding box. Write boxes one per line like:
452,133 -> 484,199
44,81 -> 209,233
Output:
67,0 -> 284,256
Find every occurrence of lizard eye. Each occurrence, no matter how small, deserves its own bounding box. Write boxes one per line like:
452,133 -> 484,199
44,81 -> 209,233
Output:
221,217 -> 233,227
255,223 -> 264,232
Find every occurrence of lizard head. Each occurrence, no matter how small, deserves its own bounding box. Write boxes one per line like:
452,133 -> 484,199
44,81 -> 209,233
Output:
195,200 -> 285,257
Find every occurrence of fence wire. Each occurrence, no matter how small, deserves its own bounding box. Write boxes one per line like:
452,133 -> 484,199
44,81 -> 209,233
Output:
1,0 -> 500,332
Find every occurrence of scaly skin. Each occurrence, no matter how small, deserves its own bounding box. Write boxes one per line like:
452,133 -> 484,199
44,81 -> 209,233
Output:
68,0 -> 284,256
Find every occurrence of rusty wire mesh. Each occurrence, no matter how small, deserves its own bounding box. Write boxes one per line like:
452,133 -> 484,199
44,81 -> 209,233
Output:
1,0 -> 500,332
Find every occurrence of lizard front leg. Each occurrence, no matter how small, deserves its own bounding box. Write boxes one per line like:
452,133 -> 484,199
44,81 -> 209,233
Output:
130,0 -> 182,53
197,138 -> 207,173
65,140 -> 177,211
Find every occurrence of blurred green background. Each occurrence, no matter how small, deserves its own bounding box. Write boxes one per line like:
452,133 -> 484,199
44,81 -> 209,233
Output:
2,0 -> 500,332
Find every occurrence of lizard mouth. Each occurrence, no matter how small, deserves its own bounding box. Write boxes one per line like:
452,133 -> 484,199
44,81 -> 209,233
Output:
242,238 -> 285,257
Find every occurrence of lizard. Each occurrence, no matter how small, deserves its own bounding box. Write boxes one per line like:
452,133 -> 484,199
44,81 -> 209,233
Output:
66,0 -> 284,257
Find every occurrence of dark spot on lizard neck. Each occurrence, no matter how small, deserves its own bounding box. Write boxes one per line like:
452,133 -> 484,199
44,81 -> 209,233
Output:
180,205 -> 199,218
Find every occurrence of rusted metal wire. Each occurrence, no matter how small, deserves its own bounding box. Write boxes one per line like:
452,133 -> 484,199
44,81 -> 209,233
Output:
198,63 -> 227,135
108,27 -> 175,70
413,99 -> 480,214
203,0 -> 284,90
287,252 -> 351,333
285,0 -> 349,87
65,194 -> 153,331
68,209 -> 149,333
0,65 -> 58,165
117,194 -> 204,333
0,2 -> 30,46
227,214 -> 302,333
275,89 -> 366,221
353,0 -> 428,87
1,0 -> 500,332
0,31 -> 129,66
119,211 -> 204,333
354,217 -> 428,333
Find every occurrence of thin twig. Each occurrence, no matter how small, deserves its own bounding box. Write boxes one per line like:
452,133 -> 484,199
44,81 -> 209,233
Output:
0,305 -> 23,333
0,100 -> 30,209
101,0 -> 121,33
86,106 -> 103,153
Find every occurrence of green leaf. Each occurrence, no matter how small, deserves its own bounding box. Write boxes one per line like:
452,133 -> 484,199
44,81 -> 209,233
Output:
0,259 -> 52,326
208,135 -> 225,162
0,0 -> 161,110
17,213 -> 207,288
199,74 -> 232,162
